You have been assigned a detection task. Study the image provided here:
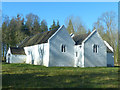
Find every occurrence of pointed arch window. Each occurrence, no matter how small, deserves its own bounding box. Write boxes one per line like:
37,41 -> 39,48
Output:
61,45 -> 66,52
93,44 -> 98,53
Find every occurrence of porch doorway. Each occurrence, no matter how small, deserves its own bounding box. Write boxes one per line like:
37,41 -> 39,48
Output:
8,53 -> 10,63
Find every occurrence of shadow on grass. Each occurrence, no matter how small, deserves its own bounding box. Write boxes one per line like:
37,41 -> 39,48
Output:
2,71 -> 118,88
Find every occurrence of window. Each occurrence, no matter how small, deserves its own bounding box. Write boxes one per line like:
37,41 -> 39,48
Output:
79,46 -> 82,48
28,51 -> 30,55
8,53 -> 10,56
76,52 -> 78,57
93,44 -> 98,53
61,45 -> 66,52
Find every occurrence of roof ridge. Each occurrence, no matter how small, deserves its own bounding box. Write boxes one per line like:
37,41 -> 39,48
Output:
18,27 -> 59,47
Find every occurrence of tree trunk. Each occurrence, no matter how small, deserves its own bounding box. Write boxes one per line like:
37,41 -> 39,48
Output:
2,44 -> 5,61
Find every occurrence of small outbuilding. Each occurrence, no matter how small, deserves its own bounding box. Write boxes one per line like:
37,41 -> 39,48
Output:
6,47 -> 26,63
104,41 -> 114,67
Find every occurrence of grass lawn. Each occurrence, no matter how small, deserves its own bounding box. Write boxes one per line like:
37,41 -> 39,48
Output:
2,63 -> 119,88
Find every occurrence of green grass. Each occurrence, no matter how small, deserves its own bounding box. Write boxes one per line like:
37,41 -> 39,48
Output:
2,63 -> 119,88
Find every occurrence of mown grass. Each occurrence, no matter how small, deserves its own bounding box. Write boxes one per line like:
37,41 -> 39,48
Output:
2,63 -> 119,88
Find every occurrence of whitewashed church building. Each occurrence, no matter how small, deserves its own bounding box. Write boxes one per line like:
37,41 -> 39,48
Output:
6,25 -> 114,67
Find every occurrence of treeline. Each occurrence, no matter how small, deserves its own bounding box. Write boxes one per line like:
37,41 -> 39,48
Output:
2,13 -> 60,60
2,11 -> 119,64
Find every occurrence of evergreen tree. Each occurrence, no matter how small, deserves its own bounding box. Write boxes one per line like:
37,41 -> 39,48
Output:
15,14 -> 27,45
49,20 -> 57,31
66,19 -> 74,34
32,15 -> 42,35
8,18 -> 17,46
2,22 -> 8,61
56,20 -> 60,30
2,16 -> 10,61
87,29 -> 91,34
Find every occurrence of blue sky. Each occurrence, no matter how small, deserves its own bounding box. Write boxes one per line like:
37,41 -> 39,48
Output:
2,2 -> 118,31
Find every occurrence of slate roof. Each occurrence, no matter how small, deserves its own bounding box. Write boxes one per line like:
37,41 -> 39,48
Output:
10,47 -> 26,55
19,29 -> 58,47
73,33 -> 90,45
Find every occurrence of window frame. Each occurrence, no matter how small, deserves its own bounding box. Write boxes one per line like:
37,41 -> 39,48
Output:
76,52 -> 78,57
93,44 -> 98,53
61,44 -> 66,53
28,51 -> 31,55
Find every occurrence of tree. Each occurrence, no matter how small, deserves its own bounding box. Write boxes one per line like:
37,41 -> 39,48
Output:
49,20 -> 56,31
56,20 -> 60,30
26,13 -> 41,35
0,28 -> 2,61
49,20 -> 60,31
2,13 -> 44,61
2,22 -> 7,61
87,29 -> 91,34
100,12 -> 118,63
8,18 -> 17,46
118,32 -> 120,65
116,40 -> 119,64
100,11 -> 117,49
33,16 -> 41,34
2,15 -> 9,45
65,16 -> 87,35
93,18 -> 104,37
2,16 -> 10,61
15,14 -> 27,45
73,16 -> 87,35
66,19 -> 74,34
93,11 -> 118,64
76,24 -> 86,35
40,20 -> 48,32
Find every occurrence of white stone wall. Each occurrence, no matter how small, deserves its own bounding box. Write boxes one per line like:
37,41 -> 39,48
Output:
84,31 -> 107,67
74,45 -> 83,67
24,43 -> 49,67
48,26 -> 75,67
24,45 -> 39,65
41,43 -> 49,67
9,55 -> 26,63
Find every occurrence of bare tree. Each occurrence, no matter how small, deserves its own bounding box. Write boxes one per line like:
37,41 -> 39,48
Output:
100,11 -> 117,48
93,18 -> 105,37
93,11 -> 118,63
